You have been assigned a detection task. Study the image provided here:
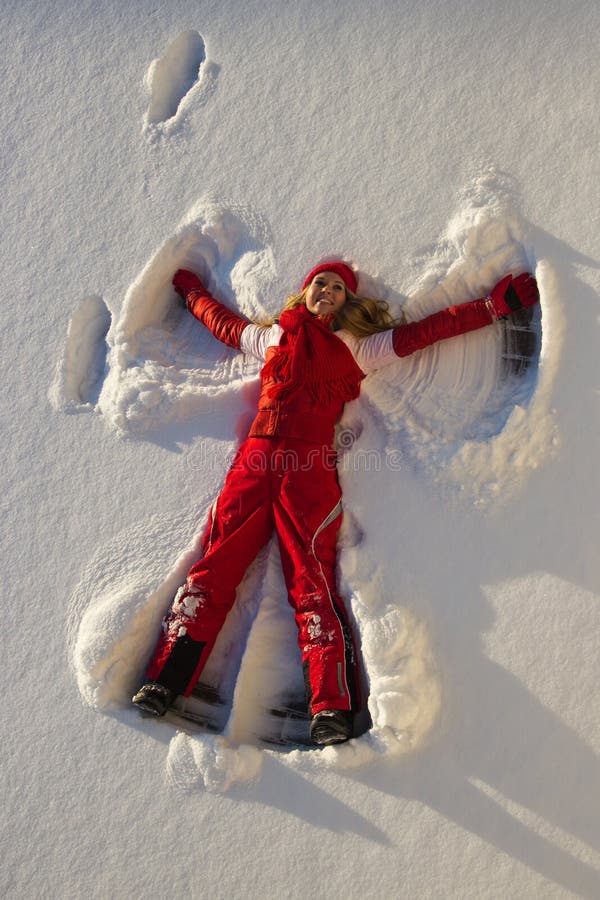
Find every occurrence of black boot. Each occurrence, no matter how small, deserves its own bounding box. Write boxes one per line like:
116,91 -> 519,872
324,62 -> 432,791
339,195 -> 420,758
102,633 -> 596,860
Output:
309,709 -> 353,746
132,682 -> 176,717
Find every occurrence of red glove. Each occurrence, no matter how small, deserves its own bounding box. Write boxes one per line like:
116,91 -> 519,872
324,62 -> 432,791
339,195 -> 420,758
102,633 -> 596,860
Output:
172,269 -> 206,299
173,268 -> 248,349
488,273 -> 539,319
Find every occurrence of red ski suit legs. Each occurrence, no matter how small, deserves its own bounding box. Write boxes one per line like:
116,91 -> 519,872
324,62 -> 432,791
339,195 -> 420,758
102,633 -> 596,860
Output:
146,437 -> 359,715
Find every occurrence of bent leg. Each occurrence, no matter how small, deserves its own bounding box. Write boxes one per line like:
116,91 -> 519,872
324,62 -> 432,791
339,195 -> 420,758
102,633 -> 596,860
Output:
146,442 -> 274,695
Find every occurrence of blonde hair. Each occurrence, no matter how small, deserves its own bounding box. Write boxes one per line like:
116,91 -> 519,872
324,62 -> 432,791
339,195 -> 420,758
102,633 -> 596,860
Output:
260,287 -> 403,338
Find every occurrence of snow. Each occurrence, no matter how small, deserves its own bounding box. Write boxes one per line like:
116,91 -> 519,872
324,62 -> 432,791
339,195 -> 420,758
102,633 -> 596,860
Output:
144,30 -> 207,128
49,294 -> 111,410
2,0 -> 600,897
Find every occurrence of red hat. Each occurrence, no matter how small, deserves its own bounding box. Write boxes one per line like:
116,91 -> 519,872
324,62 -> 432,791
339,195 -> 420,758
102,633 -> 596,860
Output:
301,261 -> 358,294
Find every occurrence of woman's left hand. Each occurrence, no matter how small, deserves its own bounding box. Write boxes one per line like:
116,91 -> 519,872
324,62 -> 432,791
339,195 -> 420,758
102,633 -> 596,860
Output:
488,273 -> 539,318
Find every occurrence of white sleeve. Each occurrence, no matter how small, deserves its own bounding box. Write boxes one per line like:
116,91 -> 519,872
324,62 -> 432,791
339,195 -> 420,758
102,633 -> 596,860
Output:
239,323 -> 283,360
336,329 -> 397,373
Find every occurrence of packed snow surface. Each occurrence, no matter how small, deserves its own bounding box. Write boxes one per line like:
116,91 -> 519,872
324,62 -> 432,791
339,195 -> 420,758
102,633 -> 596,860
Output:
2,0 -> 600,898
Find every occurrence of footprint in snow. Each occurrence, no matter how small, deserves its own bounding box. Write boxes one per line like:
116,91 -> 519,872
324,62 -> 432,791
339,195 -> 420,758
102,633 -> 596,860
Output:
48,295 -> 111,412
143,30 -> 217,135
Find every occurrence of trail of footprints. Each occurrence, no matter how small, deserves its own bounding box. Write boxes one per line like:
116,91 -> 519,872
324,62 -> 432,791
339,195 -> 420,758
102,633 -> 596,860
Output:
50,28 -> 220,412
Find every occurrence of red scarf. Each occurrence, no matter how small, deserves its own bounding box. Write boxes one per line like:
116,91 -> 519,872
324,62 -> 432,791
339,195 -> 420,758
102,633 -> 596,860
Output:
260,306 -> 364,405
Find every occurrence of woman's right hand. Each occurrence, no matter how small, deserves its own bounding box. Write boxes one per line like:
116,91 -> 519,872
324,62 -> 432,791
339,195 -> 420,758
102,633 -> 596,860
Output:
172,269 -> 205,299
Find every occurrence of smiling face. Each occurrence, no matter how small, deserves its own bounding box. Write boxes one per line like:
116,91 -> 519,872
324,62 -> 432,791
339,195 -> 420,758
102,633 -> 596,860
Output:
305,271 -> 348,316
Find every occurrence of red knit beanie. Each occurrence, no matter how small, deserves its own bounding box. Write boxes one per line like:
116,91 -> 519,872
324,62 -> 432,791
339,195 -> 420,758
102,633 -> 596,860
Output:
301,261 -> 358,294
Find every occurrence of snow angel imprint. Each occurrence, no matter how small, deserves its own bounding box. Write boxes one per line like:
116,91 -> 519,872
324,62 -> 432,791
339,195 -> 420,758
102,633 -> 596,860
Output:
132,262 -> 539,746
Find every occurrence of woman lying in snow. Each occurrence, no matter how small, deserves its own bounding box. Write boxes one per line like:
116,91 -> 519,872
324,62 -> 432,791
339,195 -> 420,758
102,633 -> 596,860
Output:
133,262 -> 539,745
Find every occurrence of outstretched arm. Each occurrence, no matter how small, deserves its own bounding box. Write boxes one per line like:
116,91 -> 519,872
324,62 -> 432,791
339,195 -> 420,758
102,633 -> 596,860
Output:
392,273 -> 539,357
172,269 -> 250,350
340,273 -> 540,373
392,297 -> 494,357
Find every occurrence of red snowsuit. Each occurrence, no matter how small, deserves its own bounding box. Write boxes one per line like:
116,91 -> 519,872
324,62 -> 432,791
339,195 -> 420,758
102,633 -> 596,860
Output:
146,286 -> 496,714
